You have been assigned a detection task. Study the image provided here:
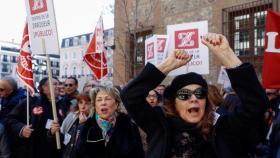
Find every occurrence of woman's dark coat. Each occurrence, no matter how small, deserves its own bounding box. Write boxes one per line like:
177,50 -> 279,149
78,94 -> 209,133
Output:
121,63 -> 268,158
77,113 -> 144,158
7,94 -> 65,158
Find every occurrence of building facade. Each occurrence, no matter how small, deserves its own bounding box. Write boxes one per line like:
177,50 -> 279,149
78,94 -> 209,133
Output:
113,0 -> 280,85
0,40 -> 60,88
59,28 -> 114,91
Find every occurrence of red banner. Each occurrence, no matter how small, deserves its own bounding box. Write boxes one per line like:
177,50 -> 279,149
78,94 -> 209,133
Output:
16,23 -> 35,95
262,10 -> 280,88
84,16 -> 108,80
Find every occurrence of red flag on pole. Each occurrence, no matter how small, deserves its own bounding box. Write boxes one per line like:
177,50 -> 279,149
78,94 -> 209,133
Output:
262,10 -> 280,88
84,16 -> 108,80
16,23 -> 35,95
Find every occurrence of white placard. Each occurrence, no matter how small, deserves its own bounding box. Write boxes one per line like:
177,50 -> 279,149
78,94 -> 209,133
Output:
167,20 -> 209,75
155,35 -> 168,65
145,36 -> 156,65
145,35 -> 168,65
25,0 -> 59,55
217,66 -> 231,88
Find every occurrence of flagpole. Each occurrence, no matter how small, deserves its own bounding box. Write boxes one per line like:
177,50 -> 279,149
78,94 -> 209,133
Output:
27,88 -> 29,126
42,39 -> 61,149
101,51 -> 103,82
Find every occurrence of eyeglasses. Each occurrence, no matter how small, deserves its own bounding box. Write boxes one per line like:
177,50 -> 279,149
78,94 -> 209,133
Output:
0,88 -> 5,92
64,84 -> 73,87
266,92 -> 277,96
176,88 -> 207,100
146,94 -> 157,98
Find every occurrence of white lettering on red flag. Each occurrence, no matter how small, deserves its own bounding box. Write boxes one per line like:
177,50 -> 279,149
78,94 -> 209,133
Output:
262,10 -> 280,88
16,23 -> 35,95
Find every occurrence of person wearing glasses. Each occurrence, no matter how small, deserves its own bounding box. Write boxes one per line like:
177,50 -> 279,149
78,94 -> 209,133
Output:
76,85 -> 144,158
7,77 -> 65,158
61,77 -> 79,117
82,80 -> 99,95
146,90 -> 161,107
121,33 -> 268,158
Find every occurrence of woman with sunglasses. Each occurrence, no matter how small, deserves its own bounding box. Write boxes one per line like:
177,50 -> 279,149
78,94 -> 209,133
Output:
121,33 -> 268,158
76,85 -> 144,158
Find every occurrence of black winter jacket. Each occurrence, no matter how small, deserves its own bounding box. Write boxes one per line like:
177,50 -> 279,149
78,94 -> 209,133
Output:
7,94 -> 65,158
0,89 -> 26,124
0,123 -> 10,158
77,113 -> 144,158
121,63 -> 268,158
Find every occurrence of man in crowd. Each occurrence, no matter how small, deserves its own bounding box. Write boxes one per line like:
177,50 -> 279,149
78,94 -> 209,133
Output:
60,77 -> 79,116
82,80 -> 99,94
7,77 -> 64,158
0,77 -> 26,124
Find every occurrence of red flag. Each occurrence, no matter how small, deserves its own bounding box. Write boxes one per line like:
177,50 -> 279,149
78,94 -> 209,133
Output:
262,10 -> 280,88
16,23 -> 35,95
84,16 -> 108,80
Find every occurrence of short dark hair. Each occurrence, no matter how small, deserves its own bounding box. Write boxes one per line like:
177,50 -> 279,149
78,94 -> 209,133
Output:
66,77 -> 78,85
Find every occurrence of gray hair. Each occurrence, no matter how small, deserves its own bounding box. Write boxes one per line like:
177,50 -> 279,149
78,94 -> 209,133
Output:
89,85 -> 127,114
1,76 -> 18,91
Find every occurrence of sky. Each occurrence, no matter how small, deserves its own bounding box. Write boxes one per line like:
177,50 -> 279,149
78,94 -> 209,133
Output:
0,0 -> 114,44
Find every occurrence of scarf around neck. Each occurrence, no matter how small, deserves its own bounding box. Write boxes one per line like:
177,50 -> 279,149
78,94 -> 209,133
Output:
95,112 -> 116,145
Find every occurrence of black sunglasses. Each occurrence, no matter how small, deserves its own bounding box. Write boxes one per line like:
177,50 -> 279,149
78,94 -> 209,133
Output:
64,84 -> 73,87
176,88 -> 207,100
266,92 -> 277,96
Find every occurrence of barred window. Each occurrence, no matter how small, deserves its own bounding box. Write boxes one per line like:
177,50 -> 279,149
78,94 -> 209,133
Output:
222,0 -> 273,77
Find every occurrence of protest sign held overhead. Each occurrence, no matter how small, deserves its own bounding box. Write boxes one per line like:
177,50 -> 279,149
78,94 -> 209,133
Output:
145,35 -> 168,65
25,0 -> 59,55
145,36 -> 156,65
167,20 -> 209,75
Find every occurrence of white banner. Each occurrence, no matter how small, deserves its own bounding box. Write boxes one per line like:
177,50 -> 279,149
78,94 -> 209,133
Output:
217,66 -> 231,88
25,0 -> 59,55
145,35 -> 168,65
167,20 -> 209,75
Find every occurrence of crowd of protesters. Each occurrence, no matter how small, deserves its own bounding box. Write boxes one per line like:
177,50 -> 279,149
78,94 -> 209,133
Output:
0,33 -> 279,158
